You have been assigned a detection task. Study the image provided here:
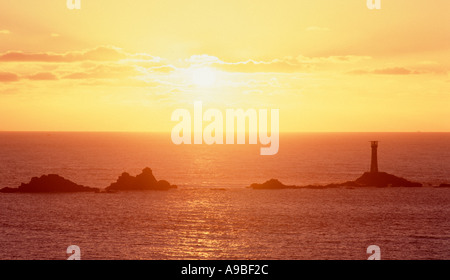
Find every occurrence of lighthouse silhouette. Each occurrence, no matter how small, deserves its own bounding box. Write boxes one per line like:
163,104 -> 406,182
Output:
370,141 -> 379,173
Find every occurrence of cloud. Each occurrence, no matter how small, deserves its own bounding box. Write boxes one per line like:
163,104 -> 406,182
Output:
0,30 -> 11,35
0,45 -> 373,76
0,46 -> 157,63
373,67 -> 418,75
0,47 -> 165,87
148,65 -> 177,73
77,77 -> 158,88
1,71 -> 58,82
296,55 -> 371,64
213,59 -> 305,73
62,64 -> 142,80
80,47 -> 128,61
349,67 -> 421,75
186,55 -> 222,65
0,72 -> 19,82
50,33 -> 60,37
28,72 -> 58,81
195,55 -> 371,73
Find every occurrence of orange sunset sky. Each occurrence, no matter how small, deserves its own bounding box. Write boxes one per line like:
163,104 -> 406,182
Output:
0,0 -> 449,132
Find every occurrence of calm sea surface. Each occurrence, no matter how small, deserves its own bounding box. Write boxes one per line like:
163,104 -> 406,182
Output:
0,132 -> 449,259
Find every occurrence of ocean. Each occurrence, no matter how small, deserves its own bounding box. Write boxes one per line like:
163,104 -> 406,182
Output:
0,132 -> 449,259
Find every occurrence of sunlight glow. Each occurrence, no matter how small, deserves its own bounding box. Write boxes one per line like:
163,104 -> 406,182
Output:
191,67 -> 217,87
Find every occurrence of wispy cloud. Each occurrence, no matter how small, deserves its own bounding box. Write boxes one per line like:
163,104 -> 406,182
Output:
0,72 -> 19,82
185,54 -> 371,73
28,72 -> 58,81
62,64 -> 142,80
0,46 -> 377,87
0,30 -> 11,35
349,67 -> 421,75
0,46 -> 160,63
373,67 -> 419,75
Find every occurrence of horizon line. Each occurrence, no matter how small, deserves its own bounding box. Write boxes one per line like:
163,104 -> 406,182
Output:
0,130 -> 449,133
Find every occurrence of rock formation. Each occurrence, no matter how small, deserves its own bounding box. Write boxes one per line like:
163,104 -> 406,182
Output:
249,172 -> 422,189
0,168 -> 177,193
105,167 -> 177,191
249,179 -> 301,190
354,172 -> 422,188
0,174 -> 98,193
250,141 -> 424,189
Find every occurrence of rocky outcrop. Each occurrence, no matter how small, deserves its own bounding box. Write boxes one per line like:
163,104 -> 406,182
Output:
0,168 -> 176,193
249,179 -> 345,190
354,172 -> 422,188
0,187 -> 20,193
250,172 -> 423,189
105,168 -> 177,191
249,179 -> 300,190
0,174 -> 99,193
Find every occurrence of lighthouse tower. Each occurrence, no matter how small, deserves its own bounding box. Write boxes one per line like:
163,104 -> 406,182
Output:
370,141 -> 379,173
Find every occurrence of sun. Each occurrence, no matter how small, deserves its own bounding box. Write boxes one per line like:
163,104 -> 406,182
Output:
191,67 -> 217,87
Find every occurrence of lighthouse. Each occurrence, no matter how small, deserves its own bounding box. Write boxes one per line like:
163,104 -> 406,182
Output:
370,141 -> 379,173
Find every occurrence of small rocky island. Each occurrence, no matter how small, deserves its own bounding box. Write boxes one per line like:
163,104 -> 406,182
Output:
250,141 -> 425,189
0,167 -> 176,193
250,179 -> 302,190
0,174 -> 99,193
250,172 -> 422,190
352,171 -> 422,188
105,168 -> 177,191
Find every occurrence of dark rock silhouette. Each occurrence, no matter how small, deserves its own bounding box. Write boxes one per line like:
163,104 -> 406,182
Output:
250,141 -> 423,189
249,179 -> 301,190
0,168 -> 176,193
105,168 -> 177,191
249,173 -> 422,190
249,179 -> 350,189
354,172 -> 422,188
0,187 -> 19,193
0,174 -> 99,193
437,183 -> 450,188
